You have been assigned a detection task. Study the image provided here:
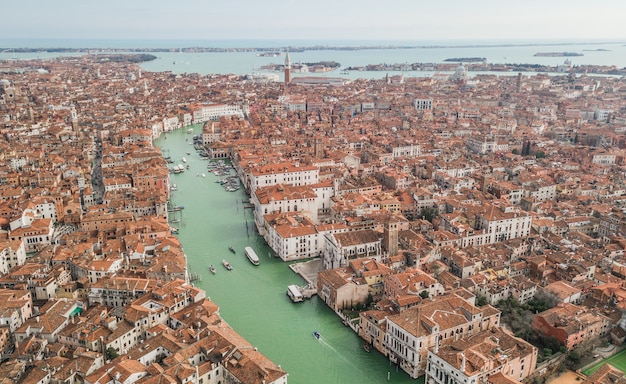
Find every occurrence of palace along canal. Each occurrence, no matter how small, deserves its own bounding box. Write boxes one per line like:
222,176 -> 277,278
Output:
155,126 -> 418,383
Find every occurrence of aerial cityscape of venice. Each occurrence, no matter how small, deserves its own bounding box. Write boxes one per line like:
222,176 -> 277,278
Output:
1,1 -> 626,383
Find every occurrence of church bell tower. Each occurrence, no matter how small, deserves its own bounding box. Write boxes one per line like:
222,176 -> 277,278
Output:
284,51 -> 291,84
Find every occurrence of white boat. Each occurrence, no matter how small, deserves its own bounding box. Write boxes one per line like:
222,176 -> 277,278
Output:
287,285 -> 304,303
187,128 -> 193,134
222,259 -> 233,270
170,184 -> 177,191
202,173 -> 206,177
244,246 -> 260,266
182,157 -> 187,163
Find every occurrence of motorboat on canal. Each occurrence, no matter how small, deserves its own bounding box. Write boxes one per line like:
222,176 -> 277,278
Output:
228,246 -> 236,254
313,331 -> 321,340
209,265 -> 216,274
222,259 -> 233,270
244,246 -> 260,266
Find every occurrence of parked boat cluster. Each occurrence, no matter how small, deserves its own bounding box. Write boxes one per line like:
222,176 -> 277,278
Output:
209,160 -> 240,192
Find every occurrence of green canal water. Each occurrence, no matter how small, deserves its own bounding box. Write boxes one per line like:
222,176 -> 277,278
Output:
155,126 -> 419,383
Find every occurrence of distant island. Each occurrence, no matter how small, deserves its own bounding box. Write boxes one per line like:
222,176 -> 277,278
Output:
582,49 -> 611,52
256,52 -> 284,57
343,61 -> 626,76
534,52 -> 583,57
91,53 -> 157,63
444,57 -> 486,62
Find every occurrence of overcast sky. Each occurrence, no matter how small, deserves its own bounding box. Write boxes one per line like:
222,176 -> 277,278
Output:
2,0 -> 625,42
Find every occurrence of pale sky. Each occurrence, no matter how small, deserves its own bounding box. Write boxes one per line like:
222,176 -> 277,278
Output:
2,0 -> 625,42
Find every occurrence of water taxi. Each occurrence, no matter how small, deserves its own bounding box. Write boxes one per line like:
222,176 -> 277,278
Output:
209,265 -> 216,274
222,259 -> 233,270
244,246 -> 260,266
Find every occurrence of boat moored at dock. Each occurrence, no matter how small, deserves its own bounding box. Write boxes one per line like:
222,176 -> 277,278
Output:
286,284 -> 316,302
287,285 -> 304,302
244,246 -> 260,266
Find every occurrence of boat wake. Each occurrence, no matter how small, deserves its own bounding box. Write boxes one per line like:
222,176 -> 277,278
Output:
315,335 -> 361,369
316,335 -> 339,353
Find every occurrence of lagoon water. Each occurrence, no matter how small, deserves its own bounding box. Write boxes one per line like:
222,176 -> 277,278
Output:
155,127 -> 418,383
2,39 -> 626,81
138,41 -> 626,80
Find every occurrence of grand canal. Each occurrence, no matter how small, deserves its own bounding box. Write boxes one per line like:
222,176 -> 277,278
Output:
155,126 -> 418,383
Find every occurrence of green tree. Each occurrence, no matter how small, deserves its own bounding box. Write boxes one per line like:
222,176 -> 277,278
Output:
476,296 -> 488,307
419,290 -> 429,299
106,347 -> 119,361
566,351 -> 581,368
419,206 -> 439,223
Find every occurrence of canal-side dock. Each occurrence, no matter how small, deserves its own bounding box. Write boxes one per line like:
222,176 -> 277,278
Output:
288,258 -> 323,300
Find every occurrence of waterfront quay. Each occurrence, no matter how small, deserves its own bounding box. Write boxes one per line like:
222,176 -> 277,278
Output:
288,258 -> 323,301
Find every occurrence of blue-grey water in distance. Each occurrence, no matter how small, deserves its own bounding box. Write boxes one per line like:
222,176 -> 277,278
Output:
2,39 -> 626,80
155,127 -> 420,383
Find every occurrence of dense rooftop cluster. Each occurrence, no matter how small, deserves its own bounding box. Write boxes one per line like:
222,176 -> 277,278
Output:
0,53 -> 626,383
